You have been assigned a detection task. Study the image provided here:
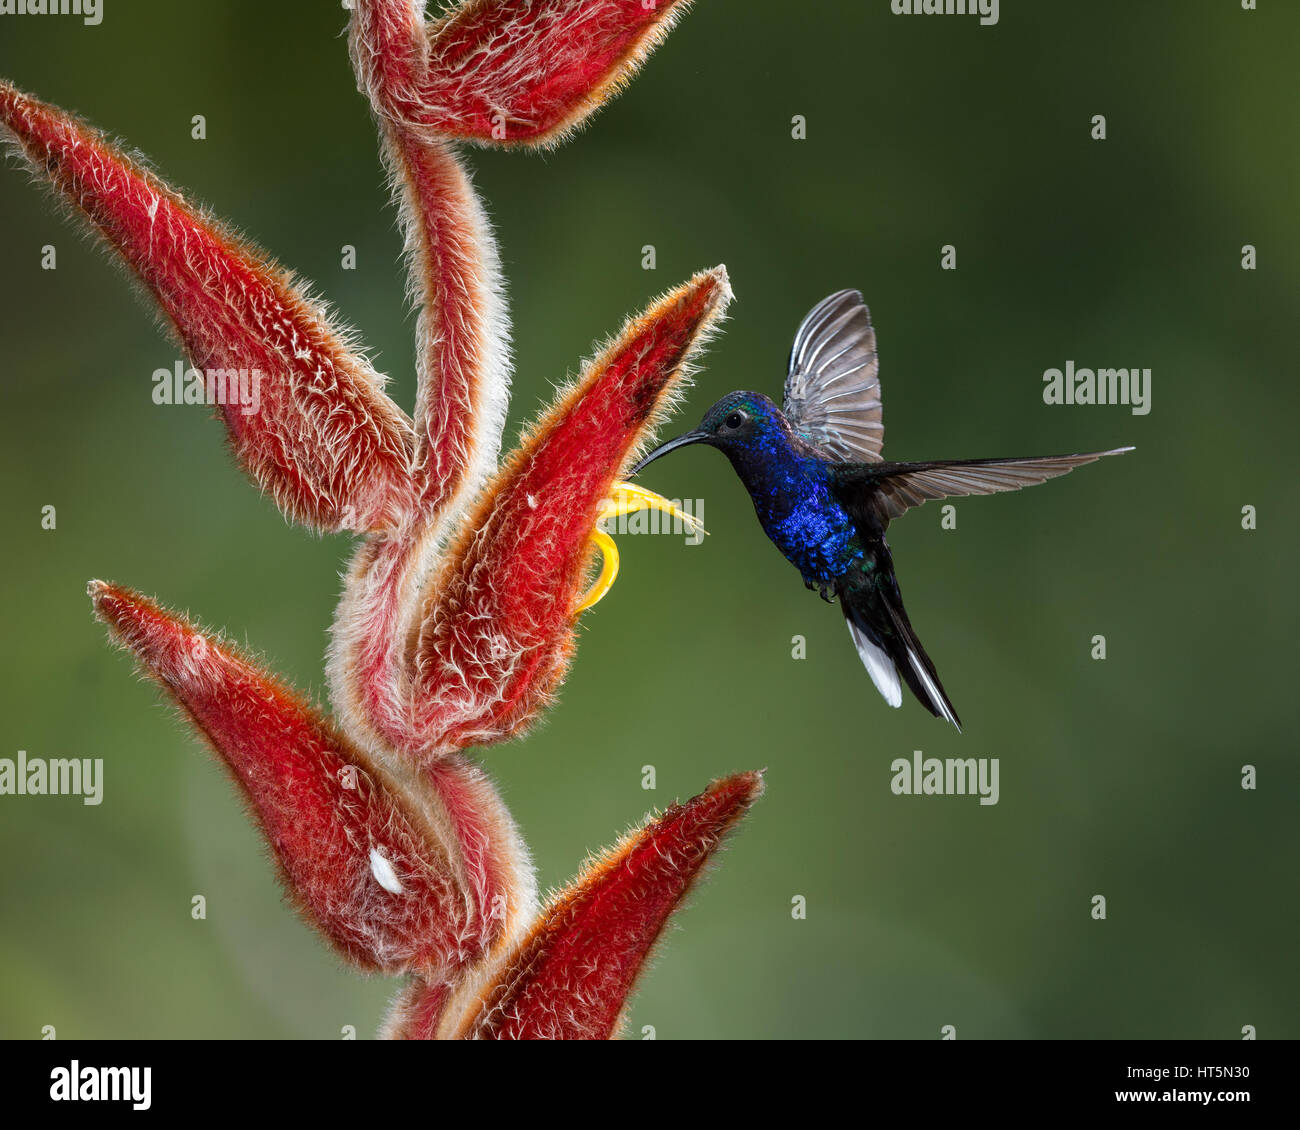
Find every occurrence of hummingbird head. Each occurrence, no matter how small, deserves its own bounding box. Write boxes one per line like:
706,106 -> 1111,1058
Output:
630,391 -> 789,474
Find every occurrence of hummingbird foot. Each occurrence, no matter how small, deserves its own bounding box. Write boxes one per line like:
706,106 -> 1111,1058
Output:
574,483 -> 707,613
802,578 -> 836,603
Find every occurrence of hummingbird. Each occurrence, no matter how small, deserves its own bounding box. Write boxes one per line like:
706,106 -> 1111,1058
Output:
631,289 -> 1132,730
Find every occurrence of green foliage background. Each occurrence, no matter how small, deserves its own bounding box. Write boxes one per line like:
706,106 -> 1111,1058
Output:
0,0 -> 1295,1039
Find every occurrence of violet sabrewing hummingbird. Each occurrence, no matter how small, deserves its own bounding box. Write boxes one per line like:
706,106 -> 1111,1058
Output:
631,289 -> 1132,730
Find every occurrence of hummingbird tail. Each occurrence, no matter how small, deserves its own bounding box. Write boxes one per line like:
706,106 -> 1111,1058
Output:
844,596 -> 962,731
844,608 -> 902,709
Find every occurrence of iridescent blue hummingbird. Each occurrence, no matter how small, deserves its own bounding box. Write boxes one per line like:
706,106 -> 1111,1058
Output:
632,290 -> 1132,730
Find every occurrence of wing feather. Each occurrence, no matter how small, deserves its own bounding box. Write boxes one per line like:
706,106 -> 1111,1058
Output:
871,450 -> 1133,520
783,289 -> 884,463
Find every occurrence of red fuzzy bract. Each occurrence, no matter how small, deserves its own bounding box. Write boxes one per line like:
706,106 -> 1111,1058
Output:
0,84 -> 414,535
354,0 -> 696,146
89,582 -> 515,978
4,0 -> 761,1038
450,772 -> 764,1040
411,270 -> 728,749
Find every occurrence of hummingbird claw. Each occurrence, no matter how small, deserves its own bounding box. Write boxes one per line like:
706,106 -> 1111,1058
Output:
574,482 -> 706,613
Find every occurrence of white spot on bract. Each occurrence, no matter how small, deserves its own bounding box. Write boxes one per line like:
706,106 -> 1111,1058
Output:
526,494 -> 538,509
369,847 -> 403,894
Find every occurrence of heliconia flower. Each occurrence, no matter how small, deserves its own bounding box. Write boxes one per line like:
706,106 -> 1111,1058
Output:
443,771 -> 764,1041
386,771 -> 764,1040
350,0 -> 696,148
88,581 -> 536,980
3,0 -> 761,1037
0,82 -> 415,536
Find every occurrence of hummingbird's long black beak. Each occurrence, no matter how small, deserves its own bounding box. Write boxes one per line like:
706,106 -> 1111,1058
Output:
629,430 -> 709,476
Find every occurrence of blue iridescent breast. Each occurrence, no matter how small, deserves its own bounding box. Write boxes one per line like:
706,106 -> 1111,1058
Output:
748,457 -> 861,584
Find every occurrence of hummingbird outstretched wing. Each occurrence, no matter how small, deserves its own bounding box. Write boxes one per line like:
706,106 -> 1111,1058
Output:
783,289 -> 885,463
860,450 -> 1134,521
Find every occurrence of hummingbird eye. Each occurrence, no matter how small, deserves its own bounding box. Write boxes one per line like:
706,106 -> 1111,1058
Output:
723,410 -> 746,431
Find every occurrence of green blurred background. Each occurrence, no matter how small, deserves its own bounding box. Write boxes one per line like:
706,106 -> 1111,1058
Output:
1,0 -> 1296,1039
